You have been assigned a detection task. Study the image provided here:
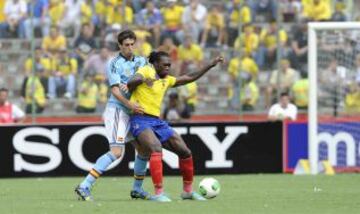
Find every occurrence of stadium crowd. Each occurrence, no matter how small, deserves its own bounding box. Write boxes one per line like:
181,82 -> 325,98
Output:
0,0 -> 359,122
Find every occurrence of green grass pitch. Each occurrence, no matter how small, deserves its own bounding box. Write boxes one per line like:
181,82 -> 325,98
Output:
0,174 -> 359,214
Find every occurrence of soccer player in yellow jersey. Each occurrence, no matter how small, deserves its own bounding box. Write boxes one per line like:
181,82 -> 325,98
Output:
127,51 -> 224,202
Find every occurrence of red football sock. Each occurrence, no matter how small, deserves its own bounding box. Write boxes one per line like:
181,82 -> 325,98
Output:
179,156 -> 194,193
150,152 -> 163,195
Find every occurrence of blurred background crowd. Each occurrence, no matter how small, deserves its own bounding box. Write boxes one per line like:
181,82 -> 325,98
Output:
0,0 -> 359,122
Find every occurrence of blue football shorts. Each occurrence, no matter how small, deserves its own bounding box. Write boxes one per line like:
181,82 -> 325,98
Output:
130,115 -> 174,143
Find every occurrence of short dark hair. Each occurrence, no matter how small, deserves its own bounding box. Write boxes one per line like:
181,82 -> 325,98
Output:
280,92 -> 289,97
148,51 -> 169,64
117,30 -> 137,45
0,88 -> 8,93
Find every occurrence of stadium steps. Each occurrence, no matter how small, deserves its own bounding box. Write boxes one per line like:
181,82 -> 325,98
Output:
44,98 -> 77,115
0,37 -> 270,115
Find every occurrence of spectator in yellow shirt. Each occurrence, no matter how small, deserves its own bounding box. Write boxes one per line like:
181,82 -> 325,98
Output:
106,0 -> 133,26
76,73 -> 99,113
93,0 -> 107,34
179,82 -> 198,118
256,21 -> 288,69
81,0 -> 93,25
234,24 -> 259,56
24,64 -> 47,114
133,30 -> 152,57
200,4 -> 225,47
160,0 -> 184,45
24,47 -> 51,77
291,71 -> 309,110
22,47 -> 51,101
178,35 -> 203,75
303,0 -> 331,21
240,72 -> 259,111
42,25 -> 67,57
345,82 -> 360,114
48,48 -> 78,99
228,51 -> 259,79
49,0 -> 64,25
227,0 -> 251,46
227,51 -> 259,109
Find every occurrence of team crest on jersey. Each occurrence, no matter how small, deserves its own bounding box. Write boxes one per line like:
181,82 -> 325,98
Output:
161,79 -> 166,87
124,69 -> 131,76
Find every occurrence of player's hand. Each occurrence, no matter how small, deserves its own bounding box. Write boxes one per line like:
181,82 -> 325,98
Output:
144,78 -> 155,87
129,102 -> 144,114
211,56 -> 225,67
119,83 -> 129,93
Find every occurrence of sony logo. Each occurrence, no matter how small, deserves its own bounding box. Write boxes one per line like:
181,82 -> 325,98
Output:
12,126 -> 248,173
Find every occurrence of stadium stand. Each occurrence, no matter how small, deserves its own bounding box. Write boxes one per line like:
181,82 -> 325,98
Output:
0,0 -> 359,118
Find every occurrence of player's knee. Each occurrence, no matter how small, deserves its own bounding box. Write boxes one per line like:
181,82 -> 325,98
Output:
110,147 -> 123,159
149,143 -> 162,153
178,147 -> 192,159
183,148 -> 192,158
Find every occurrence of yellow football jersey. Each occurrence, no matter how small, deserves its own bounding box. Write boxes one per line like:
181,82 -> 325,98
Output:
130,65 -> 177,117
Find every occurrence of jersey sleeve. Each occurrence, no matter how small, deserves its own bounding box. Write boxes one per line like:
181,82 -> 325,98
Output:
136,66 -> 149,78
106,59 -> 121,87
167,75 -> 177,88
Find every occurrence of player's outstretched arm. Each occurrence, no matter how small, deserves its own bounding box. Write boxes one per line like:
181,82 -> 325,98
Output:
174,56 -> 224,87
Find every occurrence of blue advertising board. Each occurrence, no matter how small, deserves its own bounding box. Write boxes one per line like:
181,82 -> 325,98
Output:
284,121 -> 360,172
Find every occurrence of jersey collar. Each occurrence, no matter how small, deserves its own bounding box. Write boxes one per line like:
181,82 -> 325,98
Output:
119,53 -> 135,61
